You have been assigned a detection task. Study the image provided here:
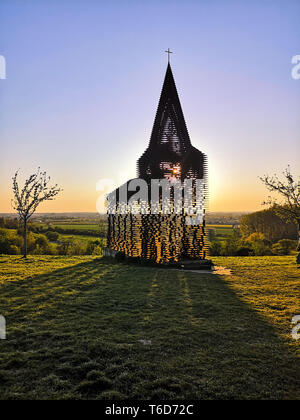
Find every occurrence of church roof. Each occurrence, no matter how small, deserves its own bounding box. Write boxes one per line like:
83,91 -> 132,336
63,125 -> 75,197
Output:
148,63 -> 191,154
109,61 -> 207,198
138,62 -> 205,180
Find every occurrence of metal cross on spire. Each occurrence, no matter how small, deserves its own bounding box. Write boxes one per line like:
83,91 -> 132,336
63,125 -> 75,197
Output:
165,48 -> 173,63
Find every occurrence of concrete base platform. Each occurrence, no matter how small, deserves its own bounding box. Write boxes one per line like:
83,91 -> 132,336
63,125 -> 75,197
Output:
178,259 -> 214,270
181,266 -> 232,275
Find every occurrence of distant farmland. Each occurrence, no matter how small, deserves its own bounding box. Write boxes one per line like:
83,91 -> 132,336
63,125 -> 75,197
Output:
49,224 -> 100,231
44,222 -> 235,233
37,221 -> 235,242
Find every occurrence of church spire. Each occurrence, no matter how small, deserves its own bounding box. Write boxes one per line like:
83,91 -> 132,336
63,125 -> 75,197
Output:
138,61 -> 204,180
148,62 -> 191,152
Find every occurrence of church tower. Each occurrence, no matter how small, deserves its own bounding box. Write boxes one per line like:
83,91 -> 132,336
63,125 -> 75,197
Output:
105,60 -> 209,266
138,63 -> 205,183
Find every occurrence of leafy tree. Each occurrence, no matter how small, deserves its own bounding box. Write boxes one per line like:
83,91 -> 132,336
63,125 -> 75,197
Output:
208,228 -> 217,242
272,239 -> 297,256
70,240 -> 86,256
92,245 -> 102,256
12,169 -> 62,258
86,239 -> 102,255
2,218 -> 19,229
240,209 -> 297,243
32,234 -> 55,255
250,240 -> 272,256
0,228 -> 22,254
221,236 -> 241,256
209,241 -> 222,256
9,245 -> 20,255
35,234 -> 49,249
260,166 -> 300,254
235,246 -> 253,256
57,239 -> 73,255
45,231 -> 59,242
244,232 -> 272,256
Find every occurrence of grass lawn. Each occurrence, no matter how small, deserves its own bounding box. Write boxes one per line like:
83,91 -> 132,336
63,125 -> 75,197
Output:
0,255 -> 299,400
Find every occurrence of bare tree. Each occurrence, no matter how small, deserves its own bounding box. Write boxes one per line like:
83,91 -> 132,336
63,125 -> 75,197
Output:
12,168 -> 62,258
260,166 -> 300,256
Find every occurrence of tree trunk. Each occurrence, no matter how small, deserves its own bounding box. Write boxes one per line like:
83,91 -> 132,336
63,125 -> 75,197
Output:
297,219 -> 300,265
297,219 -> 300,252
23,218 -> 28,258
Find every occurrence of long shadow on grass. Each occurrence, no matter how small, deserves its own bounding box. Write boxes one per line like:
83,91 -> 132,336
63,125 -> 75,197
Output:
0,259 -> 299,400
151,270 -> 300,400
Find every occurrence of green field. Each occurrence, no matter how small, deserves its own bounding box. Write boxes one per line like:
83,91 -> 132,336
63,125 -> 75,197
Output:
31,222 -> 234,246
51,224 -> 100,231
37,223 -> 101,234
42,222 -> 234,235
53,223 -> 233,234
0,255 -> 299,400
207,224 -> 234,239
58,234 -> 102,244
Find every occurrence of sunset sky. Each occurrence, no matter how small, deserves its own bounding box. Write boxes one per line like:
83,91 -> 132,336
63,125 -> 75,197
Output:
0,0 -> 299,213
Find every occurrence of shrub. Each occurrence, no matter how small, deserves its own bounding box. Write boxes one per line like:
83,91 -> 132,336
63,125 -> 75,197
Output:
246,232 -> 265,242
209,241 -> 222,256
45,231 -> 59,242
32,234 -> 52,254
86,240 -> 103,255
57,240 -> 73,255
69,240 -> 86,256
244,232 -> 273,256
0,228 -> 22,254
0,218 -> 19,229
250,241 -> 273,256
272,239 -> 297,255
35,234 -> 49,248
92,245 -> 102,256
208,228 -> 216,241
235,246 -> 253,256
9,245 -> 20,255
221,237 -> 241,256
57,238 -> 90,256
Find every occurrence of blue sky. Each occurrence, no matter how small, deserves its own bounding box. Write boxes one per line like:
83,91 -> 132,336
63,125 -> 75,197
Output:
0,0 -> 299,212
